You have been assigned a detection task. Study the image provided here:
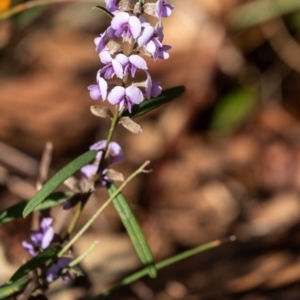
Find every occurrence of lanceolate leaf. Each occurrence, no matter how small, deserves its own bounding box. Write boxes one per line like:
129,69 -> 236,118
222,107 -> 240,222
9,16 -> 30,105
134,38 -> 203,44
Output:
23,151 -> 97,217
0,192 -> 72,225
107,184 -> 157,278
10,247 -> 60,282
123,86 -> 185,119
0,278 -> 28,299
94,5 -> 114,18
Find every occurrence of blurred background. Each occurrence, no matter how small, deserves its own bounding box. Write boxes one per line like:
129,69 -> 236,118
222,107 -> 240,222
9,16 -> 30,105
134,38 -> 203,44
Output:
2,0 -> 300,299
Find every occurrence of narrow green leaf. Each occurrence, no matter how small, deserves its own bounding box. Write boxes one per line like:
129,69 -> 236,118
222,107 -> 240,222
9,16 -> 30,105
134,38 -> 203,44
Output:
0,192 -> 72,225
10,247 -> 60,282
0,278 -> 28,299
94,5 -> 114,18
23,150 -> 97,217
107,183 -> 157,278
123,86 -> 185,119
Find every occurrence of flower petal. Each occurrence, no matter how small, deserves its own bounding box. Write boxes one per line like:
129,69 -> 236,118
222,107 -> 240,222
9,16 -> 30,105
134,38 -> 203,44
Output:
108,86 -> 126,105
126,86 -> 143,105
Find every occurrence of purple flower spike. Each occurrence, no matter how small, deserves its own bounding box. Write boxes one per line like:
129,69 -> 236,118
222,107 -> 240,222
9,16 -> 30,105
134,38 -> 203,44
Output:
22,218 -> 54,256
111,12 -> 141,41
108,86 -> 143,113
105,0 -> 119,13
156,0 -> 174,19
46,257 -> 73,283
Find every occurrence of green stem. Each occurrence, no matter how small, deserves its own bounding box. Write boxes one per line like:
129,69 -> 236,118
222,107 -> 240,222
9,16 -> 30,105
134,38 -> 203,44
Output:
94,239 -> 229,298
57,161 -> 150,257
69,240 -> 98,267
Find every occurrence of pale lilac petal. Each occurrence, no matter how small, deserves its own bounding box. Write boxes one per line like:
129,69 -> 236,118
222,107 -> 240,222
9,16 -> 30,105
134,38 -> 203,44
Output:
90,140 -> 106,151
155,22 -> 164,41
128,16 -> 141,39
41,227 -> 54,249
139,16 -> 150,27
112,59 -> 124,79
40,217 -> 52,231
115,53 -> 128,66
100,51 -> 112,64
146,40 -> 159,54
88,85 -> 101,100
138,26 -> 154,47
156,0 -> 174,18
151,82 -> 162,97
22,241 -> 37,256
108,142 -> 124,164
81,164 -> 97,179
99,77 -> 108,100
111,12 -> 129,33
31,231 -> 43,245
126,86 -> 143,105
129,55 -> 147,70
108,86 -> 126,105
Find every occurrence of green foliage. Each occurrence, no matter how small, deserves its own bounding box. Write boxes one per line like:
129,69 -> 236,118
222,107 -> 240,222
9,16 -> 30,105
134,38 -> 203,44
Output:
228,0 -> 300,30
0,278 -> 28,299
210,87 -> 256,131
23,150 -> 97,217
0,191 -> 72,225
10,247 -> 61,282
123,86 -> 185,119
107,183 -> 157,278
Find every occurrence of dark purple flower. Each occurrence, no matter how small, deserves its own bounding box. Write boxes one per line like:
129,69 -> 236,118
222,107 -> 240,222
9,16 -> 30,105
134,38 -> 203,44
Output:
108,85 -> 143,113
46,257 -> 73,283
111,12 -> 141,41
81,141 -> 124,185
22,218 -> 54,256
155,0 -> 174,18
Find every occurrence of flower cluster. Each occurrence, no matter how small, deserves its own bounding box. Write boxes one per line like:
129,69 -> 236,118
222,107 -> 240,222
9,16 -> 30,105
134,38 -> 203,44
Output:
88,0 -> 174,113
22,218 -> 54,256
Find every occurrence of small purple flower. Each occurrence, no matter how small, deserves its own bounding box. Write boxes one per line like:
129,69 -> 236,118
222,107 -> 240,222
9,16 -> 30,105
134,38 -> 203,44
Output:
46,257 -> 73,283
113,53 -> 147,78
22,218 -> 54,256
88,77 -> 108,101
111,12 -> 141,41
137,22 -> 170,60
105,0 -> 119,13
145,71 -> 162,99
108,85 -> 143,113
99,51 -> 124,79
81,141 -> 124,185
155,0 -> 174,19
94,26 -> 115,52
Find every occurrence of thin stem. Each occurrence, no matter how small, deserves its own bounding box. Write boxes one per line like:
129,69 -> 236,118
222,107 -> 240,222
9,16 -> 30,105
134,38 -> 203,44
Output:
57,161 -> 150,257
95,238 -> 234,298
69,240 -> 98,267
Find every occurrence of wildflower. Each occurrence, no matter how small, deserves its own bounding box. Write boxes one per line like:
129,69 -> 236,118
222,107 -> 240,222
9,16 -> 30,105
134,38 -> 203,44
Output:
155,0 -> 174,19
108,85 -> 143,113
111,12 -> 141,41
88,77 -> 108,100
22,218 -> 54,256
46,257 -> 73,283
99,51 -> 125,79
81,141 -> 124,186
